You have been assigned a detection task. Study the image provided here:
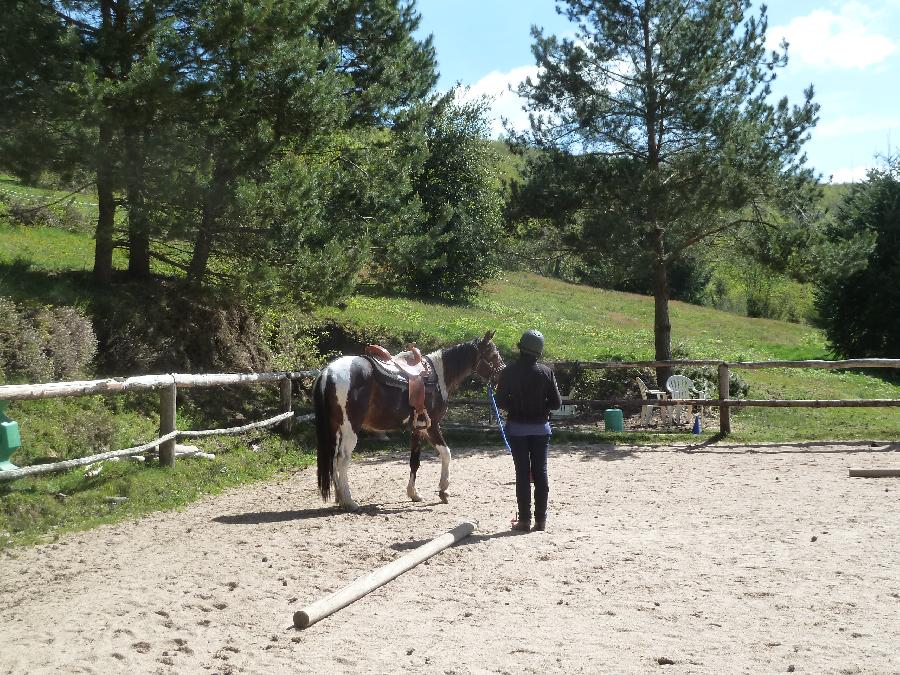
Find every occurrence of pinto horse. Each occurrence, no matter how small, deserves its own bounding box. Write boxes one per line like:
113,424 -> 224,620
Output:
312,331 -> 504,510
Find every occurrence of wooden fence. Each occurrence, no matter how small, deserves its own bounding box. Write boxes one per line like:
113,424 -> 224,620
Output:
0,370 -> 320,482
1,358 -> 897,481
461,358 -> 900,434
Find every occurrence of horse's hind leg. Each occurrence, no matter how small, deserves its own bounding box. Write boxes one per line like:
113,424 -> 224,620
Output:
333,429 -> 360,511
406,433 -> 423,502
427,426 -> 452,504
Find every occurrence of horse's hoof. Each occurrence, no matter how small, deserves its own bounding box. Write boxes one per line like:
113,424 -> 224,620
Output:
409,494 -> 423,503
439,491 -> 449,504
340,500 -> 361,511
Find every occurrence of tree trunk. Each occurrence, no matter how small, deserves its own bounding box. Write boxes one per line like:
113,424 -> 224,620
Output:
93,125 -> 116,284
652,230 -> 673,388
125,127 -> 151,278
188,167 -> 228,285
188,217 -> 212,285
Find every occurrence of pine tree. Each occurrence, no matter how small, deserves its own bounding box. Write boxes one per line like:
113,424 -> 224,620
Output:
516,0 -> 818,383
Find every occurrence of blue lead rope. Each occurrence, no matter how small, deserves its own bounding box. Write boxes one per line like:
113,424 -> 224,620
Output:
487,383 -> 512,454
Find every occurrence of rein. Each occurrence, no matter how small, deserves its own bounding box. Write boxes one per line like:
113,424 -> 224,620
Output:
486,383 -> 512,454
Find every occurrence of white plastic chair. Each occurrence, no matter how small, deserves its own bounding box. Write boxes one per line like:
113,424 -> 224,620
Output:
553,397 -> 578,419
665,375 -> 701,424
635,378 -> 670,426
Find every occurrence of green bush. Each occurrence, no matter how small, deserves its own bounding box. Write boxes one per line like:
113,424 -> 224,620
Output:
701,259 -> 816,324
4,196 -> 90,233
92,285 -> 268,376
816,158 -> 900,357
0,298 -> 97,382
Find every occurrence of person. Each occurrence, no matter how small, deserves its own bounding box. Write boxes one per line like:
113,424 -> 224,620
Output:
494,329 -> 562,532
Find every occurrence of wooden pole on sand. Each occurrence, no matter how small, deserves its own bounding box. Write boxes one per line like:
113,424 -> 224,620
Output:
849,468 -> 900,478
293,520 -> 476,629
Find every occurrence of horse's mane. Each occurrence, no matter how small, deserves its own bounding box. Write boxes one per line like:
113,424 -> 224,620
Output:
437,339 -> 479,391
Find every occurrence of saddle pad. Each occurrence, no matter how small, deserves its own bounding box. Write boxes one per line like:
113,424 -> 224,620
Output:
365,354 -> 438,390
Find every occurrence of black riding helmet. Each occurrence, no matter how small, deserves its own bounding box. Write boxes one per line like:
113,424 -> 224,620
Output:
517,329 -> 544,357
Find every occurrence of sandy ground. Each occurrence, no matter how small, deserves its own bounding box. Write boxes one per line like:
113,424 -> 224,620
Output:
1,440 -> 899,675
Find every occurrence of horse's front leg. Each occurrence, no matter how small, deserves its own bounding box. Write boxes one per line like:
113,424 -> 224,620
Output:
427,426 -> 451,504
406,433 -> 423,502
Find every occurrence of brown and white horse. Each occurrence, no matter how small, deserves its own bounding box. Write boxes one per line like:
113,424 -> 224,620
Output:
312,331 -> 504,510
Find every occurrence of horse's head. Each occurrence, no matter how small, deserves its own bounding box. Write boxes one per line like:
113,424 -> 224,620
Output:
474,330 -> 505,385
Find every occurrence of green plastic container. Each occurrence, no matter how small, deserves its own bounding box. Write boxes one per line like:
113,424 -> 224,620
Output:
603,408 -> 624,432
0,402 -> 20,471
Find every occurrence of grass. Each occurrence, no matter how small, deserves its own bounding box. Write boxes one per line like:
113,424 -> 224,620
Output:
332,272 -> 828,362
0,431 -> 316,548
0,175 -> 897,548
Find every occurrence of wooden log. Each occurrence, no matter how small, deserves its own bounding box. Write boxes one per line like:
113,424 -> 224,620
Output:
293,520 -> 476,630
849,468 -> 900,478
0,431 -> 178,481
173,370 -> 320,388
719,364 -> 731,435
714,399 -> 900,408
179,411 -> 293,438
455,398 -> 900,408
159,383 -> 177,467
732,359 -> 900,370
280,378 -> 293,433
548,358 -> 900,370
0,371 -> 321,403
0,374 -> 173,402
549,360 -> 724,370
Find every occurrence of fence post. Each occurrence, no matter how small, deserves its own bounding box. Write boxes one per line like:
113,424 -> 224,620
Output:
280,377 -> 293,433
159,380 -> 177,467
718,364 -> 731,435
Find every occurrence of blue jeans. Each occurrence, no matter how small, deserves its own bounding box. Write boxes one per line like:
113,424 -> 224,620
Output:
508,434 -> 550,522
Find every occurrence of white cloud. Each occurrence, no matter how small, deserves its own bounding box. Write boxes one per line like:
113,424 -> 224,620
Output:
456,65 -> 539,137
816,113 -> 900,138
456,53 -> 631,138
829,165 -> 871,182
768,6 -> 896,69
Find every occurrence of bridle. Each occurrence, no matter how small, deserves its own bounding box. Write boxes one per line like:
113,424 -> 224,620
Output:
473,342 -> 505,385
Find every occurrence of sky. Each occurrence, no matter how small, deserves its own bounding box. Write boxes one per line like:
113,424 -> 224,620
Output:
414,0 -> 900,183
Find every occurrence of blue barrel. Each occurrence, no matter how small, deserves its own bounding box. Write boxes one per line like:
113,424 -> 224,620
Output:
603,408 -> 624,432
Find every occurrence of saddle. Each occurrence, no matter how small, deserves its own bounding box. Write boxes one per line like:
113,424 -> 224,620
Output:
364,344 -> 435,431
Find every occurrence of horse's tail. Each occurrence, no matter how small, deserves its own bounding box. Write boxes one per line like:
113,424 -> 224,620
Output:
313,371 -> 334,502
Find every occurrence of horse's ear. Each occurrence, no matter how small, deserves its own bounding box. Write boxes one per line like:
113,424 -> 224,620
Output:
483,330 -> 496,343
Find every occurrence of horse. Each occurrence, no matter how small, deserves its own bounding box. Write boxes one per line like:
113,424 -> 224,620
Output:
312,331 -> 504,510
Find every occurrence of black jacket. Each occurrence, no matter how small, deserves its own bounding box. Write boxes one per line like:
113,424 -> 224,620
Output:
494,357 -> 562,423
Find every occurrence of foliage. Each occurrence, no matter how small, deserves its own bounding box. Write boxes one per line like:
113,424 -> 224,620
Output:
0,0 -> 441,302
816,157 -> 900,357
700,254 -> 817,323
374,94 -> 506,302
258,311 -> 323,372
0,298 -> 97,382
513,0 -> 819,383
3,196 -> 90,234
90,283 -> 269,375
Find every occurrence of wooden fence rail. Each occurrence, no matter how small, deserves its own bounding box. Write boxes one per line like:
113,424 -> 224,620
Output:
0,370 -> 320,481
479,358 -> 900,435
1,358 -> 898,481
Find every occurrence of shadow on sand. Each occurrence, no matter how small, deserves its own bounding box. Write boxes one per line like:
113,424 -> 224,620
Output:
390,527 -> 527,553
212,501 -> 438,525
